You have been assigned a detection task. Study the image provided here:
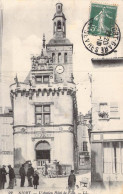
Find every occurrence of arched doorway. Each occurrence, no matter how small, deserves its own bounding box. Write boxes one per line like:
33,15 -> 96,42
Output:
35,141 -> 50,167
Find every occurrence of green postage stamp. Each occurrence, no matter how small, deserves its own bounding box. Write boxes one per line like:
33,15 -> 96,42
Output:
89,3 -> 117,37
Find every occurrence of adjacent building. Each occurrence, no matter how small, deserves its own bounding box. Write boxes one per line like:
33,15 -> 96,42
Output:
77,112 -> 91,171
91,58 -> 123,187
10,3 -> 78,172
0,107 -> 13,166
0,1 -> 2,74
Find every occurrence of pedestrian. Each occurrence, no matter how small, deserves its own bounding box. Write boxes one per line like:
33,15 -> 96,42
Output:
1,165 -> 7,189
0,165 -> 2,190
68,170 -> 76,193
19,164 -> 26,187
7,165 -> 15,189
27,164 -> 34,187
44,162 -> 48,176
33,170 -> 39,189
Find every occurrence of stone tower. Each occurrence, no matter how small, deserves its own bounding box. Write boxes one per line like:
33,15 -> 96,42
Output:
10,3 -> 78,172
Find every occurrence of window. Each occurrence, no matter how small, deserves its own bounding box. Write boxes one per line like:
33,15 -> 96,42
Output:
52,53 -> 55,63
35,105 -> 50,125
58,5 -> 60,9
83,141 -> 88,151
44,114 -> 50,124
64,53 -> 67,63
43,76 -> 49,83
36,114 -> 42,125
103,142 -> 123,174
36,77 -> 42,83
54,22 -> 56,34
110,102 -> 119,119
36,75 -> 49,83
36,106 -> 42,112
57,21 -> 61,29
79,155 -> 85,166
58,53 -> 61,63
63,22 -> 65,32
98,103 -> 109,119
98,102 -> 119,119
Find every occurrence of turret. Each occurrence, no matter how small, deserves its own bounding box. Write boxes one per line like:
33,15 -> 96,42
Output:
53,3 -> 66,38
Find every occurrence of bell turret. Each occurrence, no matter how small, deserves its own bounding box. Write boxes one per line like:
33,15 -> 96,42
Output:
52,3 -> 66,38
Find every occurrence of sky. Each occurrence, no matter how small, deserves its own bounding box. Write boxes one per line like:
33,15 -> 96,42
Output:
1,0 -> 123,114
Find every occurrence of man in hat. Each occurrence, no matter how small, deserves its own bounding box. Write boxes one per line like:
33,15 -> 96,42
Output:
7,165 -> 15,189
68,170 -> 76,193
27,164 -> 34,187
1,165 -> 7,189
0,165 -> 2,190
19,164 -> 26,187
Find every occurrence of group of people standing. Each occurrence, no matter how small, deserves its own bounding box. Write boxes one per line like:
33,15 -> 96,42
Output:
0,164 -> 76,192
0,165 -> 15,190
0,163 -> 39,190
19,163 -> 39,189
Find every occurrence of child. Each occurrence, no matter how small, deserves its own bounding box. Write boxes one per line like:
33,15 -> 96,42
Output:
33,170 -> 39,189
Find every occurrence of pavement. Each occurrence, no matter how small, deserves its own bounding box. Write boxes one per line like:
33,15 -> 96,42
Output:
1,172 -> 91,194
1,172 -> 123,194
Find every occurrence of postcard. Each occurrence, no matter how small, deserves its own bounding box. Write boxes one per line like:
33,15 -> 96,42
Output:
0,0 -> 123,194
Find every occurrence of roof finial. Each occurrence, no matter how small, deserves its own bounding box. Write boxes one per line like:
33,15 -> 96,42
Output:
43,33 -> 46,49
14,74 -> 19,87
41,49 -> 44,57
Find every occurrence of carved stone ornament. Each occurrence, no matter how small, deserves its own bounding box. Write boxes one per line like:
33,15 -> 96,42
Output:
68,126 -> 73,132
21,128 -> 27,133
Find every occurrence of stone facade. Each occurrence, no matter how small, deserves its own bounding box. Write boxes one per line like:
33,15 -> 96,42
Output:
10,3 -> 78,172
91,59 -> 123,187
0,107 -> 13,166
77,112 -> 91,170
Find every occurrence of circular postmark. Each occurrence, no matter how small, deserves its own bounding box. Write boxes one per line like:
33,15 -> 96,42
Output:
82,19 -> 121,56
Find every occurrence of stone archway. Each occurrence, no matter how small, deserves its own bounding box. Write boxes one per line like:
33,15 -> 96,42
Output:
35,140 -> 50,167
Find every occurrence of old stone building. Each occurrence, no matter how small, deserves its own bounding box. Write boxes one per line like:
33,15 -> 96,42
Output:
0,107 -> 13,166
77,112 -> 91,171
10,3 -> 78,172
91,58 -> 123,187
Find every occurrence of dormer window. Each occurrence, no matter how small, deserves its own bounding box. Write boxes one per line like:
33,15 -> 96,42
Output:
36,75 -> 50,83
57,21 -> 61,29
43,75 -> 49,83
36,76 -> 42,83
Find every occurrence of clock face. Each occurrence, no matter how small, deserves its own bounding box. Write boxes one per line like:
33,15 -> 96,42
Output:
55,65 -> 64,74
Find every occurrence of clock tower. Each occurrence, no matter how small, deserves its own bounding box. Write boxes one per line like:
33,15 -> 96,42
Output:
46,3 -> 73,84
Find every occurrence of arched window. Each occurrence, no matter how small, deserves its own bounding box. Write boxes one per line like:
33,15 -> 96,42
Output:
35,141 -> 51,165
52,53 -> 55,63
57,20 -> 61,29
64,53 -> 67,63
63,22 -> 65,32
58,53 -> 61,63
36,141 -> 50,151
54,22 -> 56,34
